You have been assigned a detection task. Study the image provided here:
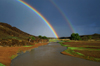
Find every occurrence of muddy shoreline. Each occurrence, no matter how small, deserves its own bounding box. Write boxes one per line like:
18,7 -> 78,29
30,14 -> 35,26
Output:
0,43 -> 48,66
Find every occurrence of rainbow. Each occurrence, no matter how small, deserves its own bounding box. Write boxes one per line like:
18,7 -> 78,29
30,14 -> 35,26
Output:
50,0 -> 75,33
17,0 -> 59,38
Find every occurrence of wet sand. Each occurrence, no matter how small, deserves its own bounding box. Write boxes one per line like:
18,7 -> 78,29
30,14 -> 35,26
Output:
11,42 -> 100,66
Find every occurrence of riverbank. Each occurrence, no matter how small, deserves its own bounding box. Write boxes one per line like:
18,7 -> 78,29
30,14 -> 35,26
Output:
0,43 -> 48,66
59,41 -> 100,62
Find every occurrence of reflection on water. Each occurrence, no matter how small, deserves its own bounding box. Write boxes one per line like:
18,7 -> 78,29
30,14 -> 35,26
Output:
11,42 -> 100,66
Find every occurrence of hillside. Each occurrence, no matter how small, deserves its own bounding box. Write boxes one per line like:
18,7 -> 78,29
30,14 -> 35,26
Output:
0,22 -> 49,47
0,22 -> 38,40
80,33 -> 100,40
60,33 -> 100,40
0,23 -> 49,66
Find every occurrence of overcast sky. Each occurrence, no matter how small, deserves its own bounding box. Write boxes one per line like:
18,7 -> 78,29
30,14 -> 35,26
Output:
0,0 -> 100,38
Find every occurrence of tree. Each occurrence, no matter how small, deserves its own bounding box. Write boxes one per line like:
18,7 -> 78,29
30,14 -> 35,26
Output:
71,33 -> 81,40
42,36 -> 48,39
39,35 -> 42,39
38,35 -> 48,39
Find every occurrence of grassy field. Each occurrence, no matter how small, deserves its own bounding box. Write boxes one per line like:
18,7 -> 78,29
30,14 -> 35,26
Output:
49,39 -> 71,42
59,41 -> 100,62
49,39 -> 59,42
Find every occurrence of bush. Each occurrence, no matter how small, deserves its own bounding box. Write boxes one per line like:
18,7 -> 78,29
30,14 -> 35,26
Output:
42,36 -> 48,39
38,35 -> 48,39
71,33 -> 81,40
88,36 -> 92,39
38,35 -> 42,39
29,36 -> 35,40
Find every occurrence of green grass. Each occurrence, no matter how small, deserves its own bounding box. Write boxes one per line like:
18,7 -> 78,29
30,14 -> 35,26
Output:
59,41 -> 100,51
86,45 -> 100,47
84,56 -> 100,62
58,41 -> 65,44
0,63 -> 5,66
64,49 -> 84,56
10,55 -> 17,60
23,45 -> 34,47
35,43 -> 37,44
68,47 -> 100,51
49,39 -> 60,42
59,41 -> 100,62
58,41 -> 71,47
1,36 -> 21,40
60,43 -> 70,46
64,48 -> 100,61
66,40 -> 71,42
49,39 -> 71,42
64,49 -> 100,61
64,50 -> 72,54
94,58 -> 100,61
76,52 -> 84,56
61,40 -> 71,42
8,36 -> 20,39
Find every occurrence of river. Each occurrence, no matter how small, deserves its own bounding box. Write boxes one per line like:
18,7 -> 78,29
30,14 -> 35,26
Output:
11,42 -> 100,66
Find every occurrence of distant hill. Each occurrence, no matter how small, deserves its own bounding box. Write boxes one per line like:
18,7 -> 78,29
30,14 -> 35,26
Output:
47,37 -> 57,39
80,33 -> 100,40
0,22 -> 38,40
59,37 -> 70,39
59,33 -> 100,40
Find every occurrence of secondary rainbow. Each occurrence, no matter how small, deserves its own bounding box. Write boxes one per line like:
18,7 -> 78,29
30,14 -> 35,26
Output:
50,0 -> 75,33
17,0 -> 59,38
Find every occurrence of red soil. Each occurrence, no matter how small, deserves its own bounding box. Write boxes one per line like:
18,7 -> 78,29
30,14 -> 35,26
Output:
61,51 -> 74,57
0,43 -> 48,66
62,41 -> 100,62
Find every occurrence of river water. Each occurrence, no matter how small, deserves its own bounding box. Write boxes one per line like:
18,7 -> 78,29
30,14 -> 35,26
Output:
11,42 -> 100,66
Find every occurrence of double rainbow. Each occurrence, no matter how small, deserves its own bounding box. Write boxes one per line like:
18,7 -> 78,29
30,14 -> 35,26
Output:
17,0 -> 59,38
50,0 -> 75,33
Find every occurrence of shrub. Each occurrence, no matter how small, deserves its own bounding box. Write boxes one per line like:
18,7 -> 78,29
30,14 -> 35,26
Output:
88,36 -> 92,39
31,36 -> 35,40
29,36 -> 35,40
38,35 -> 42,39
38,35 -> 48,39
71,33 -> 81,40
42,36 -> 48,39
